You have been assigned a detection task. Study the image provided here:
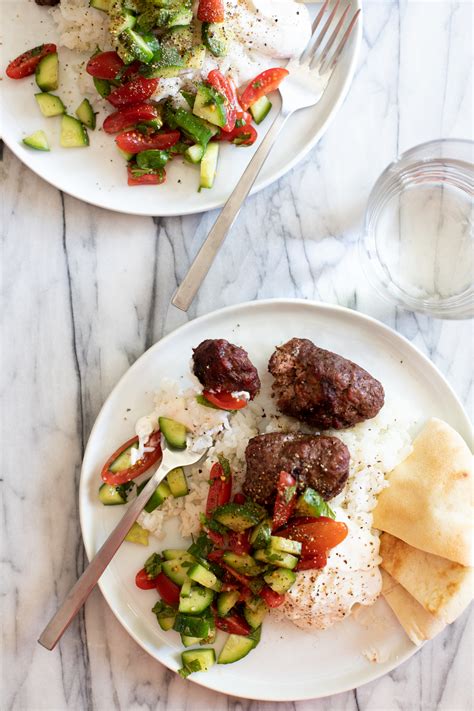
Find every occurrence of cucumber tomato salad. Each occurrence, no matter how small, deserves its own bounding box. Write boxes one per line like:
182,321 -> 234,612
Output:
5,0 -> 299,190
98,399 -> 348,678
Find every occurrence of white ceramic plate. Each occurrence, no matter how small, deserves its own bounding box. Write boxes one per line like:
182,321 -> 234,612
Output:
79,299 -> 471,701
1,1 -> 361,216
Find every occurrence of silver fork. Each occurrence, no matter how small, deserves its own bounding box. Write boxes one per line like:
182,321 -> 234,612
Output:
172,0 -> 361,311
38,440 -> 208,650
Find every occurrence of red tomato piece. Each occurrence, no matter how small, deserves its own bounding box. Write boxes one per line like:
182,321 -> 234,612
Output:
104,104 -> 159,134
214,124 -> 257,146
238,587 -> 252,602
155,572 -> 180,605
207,70 -> 236,132
272,471 -> 297,531
116,129 -> 180,154
214,614 -> 251,636
287,516 -> 318,526
101,431 -> 162,485
197,0 -> 224,23
222,563 -> 251,588
107,77 -> 159,108
233,492 -> 246,504
260,586 -> 286,608
205,461 -> 232,515
121,60 -> 142,81
86,51 -> 124,80
127,167 -> 166,186
202,390 -> 248,410
207,529 -> 226,547
239,68 -> 289,110
295,552 -> 328,571
6,44 -> 57,79
277,517 -> 348,557
228,530 -> 251,555
207,549 -> 225,562
226,76 -> 252,125
135,568 -> 158,589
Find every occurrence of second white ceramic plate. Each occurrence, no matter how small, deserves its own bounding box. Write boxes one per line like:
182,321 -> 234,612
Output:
79,299 -> 471,700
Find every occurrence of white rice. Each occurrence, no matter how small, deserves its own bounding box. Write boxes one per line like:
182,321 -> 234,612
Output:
50,0 -> 111,52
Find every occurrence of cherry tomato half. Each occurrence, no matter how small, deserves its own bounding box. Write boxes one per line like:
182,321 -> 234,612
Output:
214,124 -> 257,146
6,44 -> 57,79
127,166 -> 166,186
135,568 -> 158,589
202,390 -> 248,410
197,0 -> 224,23
295,552 -> 328,571
272,471 -> 297,531
277,517 -> 348,557
86,51 -> 124,81
214,613 -> 251,636
116,129 -> 180,154
228,530 -> 251,555
206,460 -> 232,515
239,68 -> 289,110
101,431 -> 162,485
260,586 -> 285,608
104,104 -> 159,134
155,572 -> 180,605
207,70 -> 236,132
107,77 -> 159,108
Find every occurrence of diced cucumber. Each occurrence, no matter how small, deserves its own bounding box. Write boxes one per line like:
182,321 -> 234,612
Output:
193,83 -> 227,128
117,147 -> 134,161
201,22 -> 228,57
159,416 -> 187,449
109,442 -> 139,473
264,568 -> 296,594
188,563 -> 222,591
179,648 -> 216,676
222,551 -> 262,577
269,535 -> 302,556
75,98 -> 96,129
173,613 -> 213,638
212,501 -> 267,532
158,615 -> 175,631
125,522 -> 149,545
249,518 -> 272,549
181,90 -> 196,109
163,548 -> 194,561
98,483 -> 131,505
137,478 -> 172,513
243,597 -> 268,629
162,558 -> 190,586
166,467 -> 189,497
22,130 -> 50,151
184,143 -> 204,164
178,585 -> 214,614
182,44 -> 206,70
60,115 -> 89,148
109,7 -> 136,36
254,548 -> 299,570
218,631 -> 258,665
119,28 -> 155,63
36,52 -> 59,92
90,0 -> 110,11
161,24 -> 194,53
249,95 -> 272,125
35,92 -> 65,117
200,626 -> 216,645
296,487 -> 336,519
157,7 -> 193,28
199,142 -> 219,189
93,77 -> 112,98
216,590 -> 240,616
170,106 -> 215,145
152,600 -> 177,630
180,579 -> 192,597
181,634 -> 202,647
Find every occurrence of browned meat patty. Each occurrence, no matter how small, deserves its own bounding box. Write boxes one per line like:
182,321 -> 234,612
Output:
192,339 -> 261,399
243,432 -> 350,505
268,338 -> 384,429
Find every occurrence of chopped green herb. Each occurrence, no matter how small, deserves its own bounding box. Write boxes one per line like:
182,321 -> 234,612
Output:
144,552 -> 162,577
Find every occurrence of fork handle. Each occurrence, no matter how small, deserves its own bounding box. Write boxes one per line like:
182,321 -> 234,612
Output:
172,108 -> 290,311
37,460 -> 173,651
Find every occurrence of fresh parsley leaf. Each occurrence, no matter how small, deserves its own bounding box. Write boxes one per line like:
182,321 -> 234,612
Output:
144,552 -> 162,578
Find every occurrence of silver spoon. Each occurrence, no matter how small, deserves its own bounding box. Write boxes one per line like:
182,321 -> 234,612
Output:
38,440 -> 207,650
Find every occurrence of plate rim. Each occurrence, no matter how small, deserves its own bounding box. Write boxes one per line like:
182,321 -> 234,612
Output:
0,4 -> 362,217
79,298 -> 472,700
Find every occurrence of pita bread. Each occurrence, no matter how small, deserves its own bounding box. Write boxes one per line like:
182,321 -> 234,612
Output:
380,533 -> 474,624
372,418 -> 473,566
381,570 -> 445,645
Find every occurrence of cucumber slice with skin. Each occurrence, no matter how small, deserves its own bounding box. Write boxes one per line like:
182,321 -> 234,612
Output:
181,634 -> 202,647
75,98 -> 96,129
180,648 -> 216,676
159,416 -> 187,449
167,467 -> 189,497
171,107 -> 216,145
254,548 -> 299,570
269,535 -> 302,556
162,548 -> 194,561
180,579 -> 193,597
158,615 -> 175,631
199,142 -> 219,190
22,130 -> 50,151
90,0 -> 110,12
264,567 -> 296,594
183,44 -> 206,70
173,613 -> 213,638
125,522 -> 149,545
188,563 -> 222,591
249,518 -> 272,549
201,22 -> 228,57
137,478 -> 171,513
119,28 -> 155,63
178,585 -> 214,614
181,90 -> 196,109
98,483 -> 128,505
296,487 -> 336,519
35,92 -> 65,117
36,52 -> 59,92
244,597 -> 268,629
218,632 -> 258,664
249,95 -> 272,125
193,83 -> 227,128
93,77 -> 112,98
161,558 -> 190,586
60,115 -> 89,148
109,8 -> 136,36
213,501 -> 267,532
184,144 -> 204,164
109,442 -> 139,473
222,551 -> 263,577
216,589 -> 240,616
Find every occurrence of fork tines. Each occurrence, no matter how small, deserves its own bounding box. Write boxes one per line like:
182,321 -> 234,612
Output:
301,0 -> 361,74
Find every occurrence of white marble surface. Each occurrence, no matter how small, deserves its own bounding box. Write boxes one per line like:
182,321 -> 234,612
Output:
2,1 -> 473,709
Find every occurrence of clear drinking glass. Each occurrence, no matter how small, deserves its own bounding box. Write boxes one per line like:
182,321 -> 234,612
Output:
360,139 -> 473,319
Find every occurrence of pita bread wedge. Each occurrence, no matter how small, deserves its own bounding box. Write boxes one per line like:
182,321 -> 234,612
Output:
380,533 -> 474,624
381,570 -> 446,645
373,418 -> 473,566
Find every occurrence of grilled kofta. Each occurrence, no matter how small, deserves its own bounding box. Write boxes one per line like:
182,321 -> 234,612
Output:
268,338 -> 384,429
192,339 -> 261,400
243,432 -> 350,505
